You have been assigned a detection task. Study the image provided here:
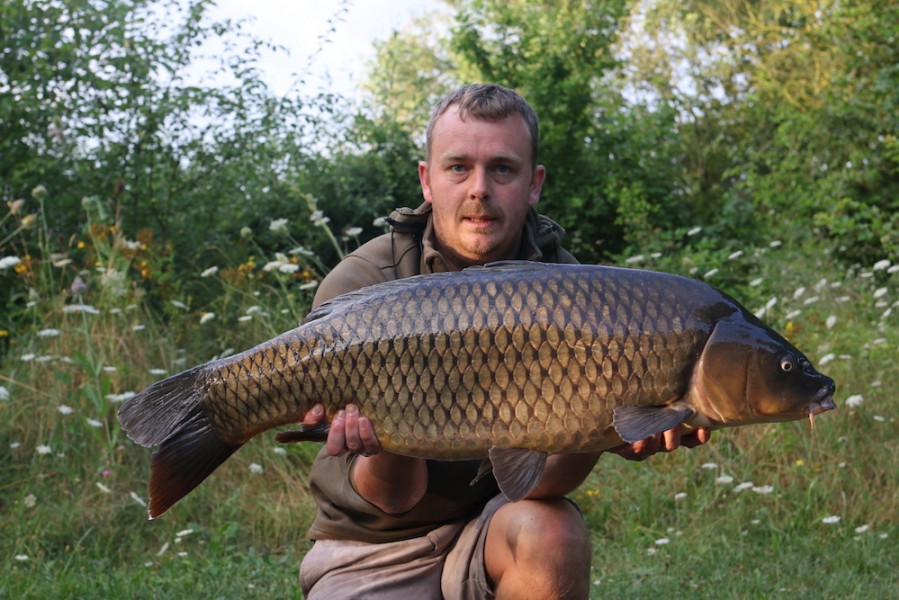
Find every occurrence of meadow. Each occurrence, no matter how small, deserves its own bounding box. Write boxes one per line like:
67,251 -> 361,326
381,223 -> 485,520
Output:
1,196 -> 896,599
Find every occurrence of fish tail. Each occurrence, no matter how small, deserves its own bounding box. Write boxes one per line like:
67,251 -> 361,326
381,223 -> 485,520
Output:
148,408 -> 240,518
117,364 -> 241,518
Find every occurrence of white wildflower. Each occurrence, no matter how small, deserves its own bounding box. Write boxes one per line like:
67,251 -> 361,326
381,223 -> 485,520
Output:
132,324 -> 145,332
175,528 -> 194,538
170,300 -> 188,310
199,312 -> 215,325
86,418 -> 102,428
873,287 -> 888,299
701,462 -> 718,470
249,463 -> 264,474
727,250 -> 743,260
792,287 -> 806,299
20,353 -> 35,362
872,259 -> 890,271
703,268 -> 719,279
345,227 -> 363,237
873,415 -> 886,422
310,211 -> 330,227
821,515 -> 841,525
749,277 -> 764,287
854,524 -> 869,534
273,447 -> 287,456
269,218 -> 289,234
130,491 -> 147,507
23,494 -> 37,507
279,263 -> 300,274
654,538 -> 670,545
106,392 -> 135,404
52,258 -> 73,267
100,268 -> 127,297
752,485 -> 774,494
14,555 -> 29,562
733,482 -> 754,492
819,353 -> 835,366
889,265 -> 899,274
200,266 -> 219,278
826,315 -> 837,329
36,445 -> 52,455
687,226 -> 702,236
263,260 -> 284,272
716,475 -> 734,484
674,492 -> 688,501
57,405 -> 73,415
845,394 -> 864,408
769,240 -> 782,248
96,482 -> 112,494
785,309 -> 801,319
625,254 -> 644,264
10,442 -> 21,449
289,246 -> 314,256
63,304 -> 100,315
646,547 -> 658,555
156,542 -> 169,557
148,368 -> 167,376
0,386 -> 9,401
299,281 -> 319,291
0,256 -> 22,270
373,216 -> 388,228
766,297 -> 778,310
37,328 -> 61,337
103,366 -> 117,373
803,296 -> 821,305
238,315 -> 252,322
177,552 -> 188,558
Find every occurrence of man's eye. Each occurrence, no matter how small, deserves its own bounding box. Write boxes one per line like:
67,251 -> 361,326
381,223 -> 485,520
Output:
450,165 -> 466,173
494,165 -> 511,174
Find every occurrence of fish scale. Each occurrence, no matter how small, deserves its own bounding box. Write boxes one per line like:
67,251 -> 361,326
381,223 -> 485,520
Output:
118,261 -> 836,518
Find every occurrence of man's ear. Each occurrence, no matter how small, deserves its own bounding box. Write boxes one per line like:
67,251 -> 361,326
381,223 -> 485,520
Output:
529,164 -> 546,207
419,161 -> 433,204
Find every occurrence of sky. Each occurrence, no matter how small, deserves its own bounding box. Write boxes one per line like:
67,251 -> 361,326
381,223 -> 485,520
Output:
205,0 -> 442,99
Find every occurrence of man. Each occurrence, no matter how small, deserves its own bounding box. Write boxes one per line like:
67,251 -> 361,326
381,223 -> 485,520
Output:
297,84 -> 710,599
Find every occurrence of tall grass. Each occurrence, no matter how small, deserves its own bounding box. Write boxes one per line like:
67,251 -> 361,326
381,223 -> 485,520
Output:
1,197 -> 896,598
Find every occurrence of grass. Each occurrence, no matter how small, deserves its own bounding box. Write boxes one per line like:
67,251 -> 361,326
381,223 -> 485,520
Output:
1,214 -> 896,598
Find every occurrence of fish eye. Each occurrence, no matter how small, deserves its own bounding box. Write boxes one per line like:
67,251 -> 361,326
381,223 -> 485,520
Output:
780,356 -> 795,372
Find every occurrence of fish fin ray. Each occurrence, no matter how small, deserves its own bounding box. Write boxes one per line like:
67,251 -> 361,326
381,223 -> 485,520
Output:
275,422 -> 331,443
117,364 -> 207,447
469,458 -> 494,486
148,408 -> 241,518
613,405 -> 695,443
489,447 -> 547,502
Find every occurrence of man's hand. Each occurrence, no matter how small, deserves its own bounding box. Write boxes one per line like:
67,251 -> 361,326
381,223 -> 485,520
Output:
610,426 -> 711,461
301,403 -> 427,514
302,403 -> 382,457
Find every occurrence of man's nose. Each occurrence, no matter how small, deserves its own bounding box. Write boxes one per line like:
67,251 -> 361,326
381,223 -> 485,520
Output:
468,167 -> 490,199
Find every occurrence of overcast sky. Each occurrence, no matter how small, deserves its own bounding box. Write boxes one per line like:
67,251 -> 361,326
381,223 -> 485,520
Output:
206,0 -> 441,99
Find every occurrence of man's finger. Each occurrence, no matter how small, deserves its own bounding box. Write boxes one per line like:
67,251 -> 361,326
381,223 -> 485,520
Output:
304,403 -> 325,425
326,409 -> 347,456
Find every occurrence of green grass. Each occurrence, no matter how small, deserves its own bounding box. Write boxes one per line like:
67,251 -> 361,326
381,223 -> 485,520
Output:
1,235 -> 896,598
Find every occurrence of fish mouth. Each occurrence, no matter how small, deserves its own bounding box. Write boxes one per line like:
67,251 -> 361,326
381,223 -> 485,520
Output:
805,382 -> 837,416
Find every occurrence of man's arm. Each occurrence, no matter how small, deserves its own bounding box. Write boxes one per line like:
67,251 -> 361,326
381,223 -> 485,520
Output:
303,403 -> 429,514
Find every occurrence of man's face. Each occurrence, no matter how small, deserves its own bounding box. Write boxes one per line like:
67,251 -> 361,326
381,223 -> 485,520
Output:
419,106 -> 546,271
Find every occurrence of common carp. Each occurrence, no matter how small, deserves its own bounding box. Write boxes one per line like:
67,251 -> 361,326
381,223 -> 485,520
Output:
118,262 -> 836,518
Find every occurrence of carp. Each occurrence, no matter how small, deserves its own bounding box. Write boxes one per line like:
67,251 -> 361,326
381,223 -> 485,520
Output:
118,262 -> 836,518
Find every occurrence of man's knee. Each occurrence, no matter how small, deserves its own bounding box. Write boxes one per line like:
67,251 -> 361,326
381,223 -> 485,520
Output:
485,499 -> 591,598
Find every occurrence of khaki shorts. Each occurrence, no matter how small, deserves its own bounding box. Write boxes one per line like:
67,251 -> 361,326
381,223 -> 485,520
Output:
300,494 -> 511,600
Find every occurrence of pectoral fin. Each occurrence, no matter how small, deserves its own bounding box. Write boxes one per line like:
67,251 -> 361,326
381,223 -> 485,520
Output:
488,447 -> 548,502
613,404 -> 695,443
